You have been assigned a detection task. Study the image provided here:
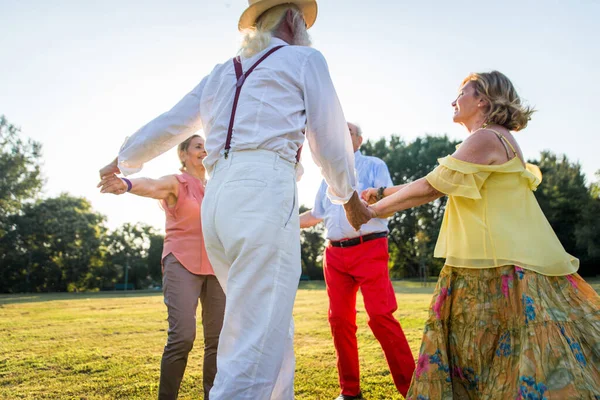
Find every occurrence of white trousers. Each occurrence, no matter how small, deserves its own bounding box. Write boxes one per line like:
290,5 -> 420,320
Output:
202,150 -> 301,400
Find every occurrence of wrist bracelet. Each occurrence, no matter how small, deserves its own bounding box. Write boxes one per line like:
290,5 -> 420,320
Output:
122,178 -> 132,192
376,186 -> 386,201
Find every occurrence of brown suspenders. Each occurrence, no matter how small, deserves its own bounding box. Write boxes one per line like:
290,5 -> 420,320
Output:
224,45 -> 285,159
223,45 -> 304,164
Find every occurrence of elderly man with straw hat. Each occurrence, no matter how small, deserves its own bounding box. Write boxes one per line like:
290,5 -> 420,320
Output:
99,0 -> 372,399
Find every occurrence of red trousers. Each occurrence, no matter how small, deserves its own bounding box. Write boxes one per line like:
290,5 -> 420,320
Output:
323,237 -> 415,397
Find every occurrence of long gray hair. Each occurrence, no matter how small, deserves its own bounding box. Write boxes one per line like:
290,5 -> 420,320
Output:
239,4 -> 311,58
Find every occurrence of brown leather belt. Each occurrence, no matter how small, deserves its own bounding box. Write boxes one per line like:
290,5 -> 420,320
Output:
329,232 -> 387,248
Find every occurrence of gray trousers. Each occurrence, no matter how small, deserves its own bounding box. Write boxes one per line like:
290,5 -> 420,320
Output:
159,253 -> 226,400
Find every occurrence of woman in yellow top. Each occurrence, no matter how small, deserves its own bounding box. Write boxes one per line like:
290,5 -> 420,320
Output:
361,71 -> 600,399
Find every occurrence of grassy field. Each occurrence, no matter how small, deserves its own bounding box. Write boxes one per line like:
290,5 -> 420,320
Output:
1,279 -> 599,400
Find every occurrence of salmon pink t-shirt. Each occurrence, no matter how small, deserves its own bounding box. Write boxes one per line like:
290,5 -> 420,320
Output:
161,172 -> 213,275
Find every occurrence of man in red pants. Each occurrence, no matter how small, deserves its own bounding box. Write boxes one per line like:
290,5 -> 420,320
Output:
300,123 -> 415,400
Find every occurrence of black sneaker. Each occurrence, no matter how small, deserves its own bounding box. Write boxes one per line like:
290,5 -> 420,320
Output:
335,393 -> 364,400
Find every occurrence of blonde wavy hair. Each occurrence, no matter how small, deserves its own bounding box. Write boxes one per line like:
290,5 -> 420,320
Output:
178,134 -> 201,171
463,71 -> 536,131
239,4 -> 310,58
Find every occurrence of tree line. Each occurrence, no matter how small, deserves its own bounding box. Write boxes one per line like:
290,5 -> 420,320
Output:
0,116 -> 165,293
1,116 -> 598,293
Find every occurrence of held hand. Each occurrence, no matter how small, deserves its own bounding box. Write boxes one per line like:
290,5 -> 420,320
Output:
99,158 -> 120,179
97,174 -> 128,195
343,191 -> 373,230
361,188 -> 379,205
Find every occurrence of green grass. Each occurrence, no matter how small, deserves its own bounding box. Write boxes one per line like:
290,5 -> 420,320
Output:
1,279 -> 598,399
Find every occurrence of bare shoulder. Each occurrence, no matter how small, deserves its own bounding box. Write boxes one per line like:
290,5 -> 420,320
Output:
159,174 -> 180,185
453,130 -> 506,165
157,175 -> 181,197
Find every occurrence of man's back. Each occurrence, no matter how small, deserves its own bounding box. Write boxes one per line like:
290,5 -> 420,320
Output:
201,38 -> 326,169
116,35 -> 356,203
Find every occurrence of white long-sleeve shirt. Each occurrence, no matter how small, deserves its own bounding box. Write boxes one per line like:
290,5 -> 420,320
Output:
118,38 -> 356,203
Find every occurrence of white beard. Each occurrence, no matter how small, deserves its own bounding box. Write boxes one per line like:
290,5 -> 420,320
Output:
292,17 -> 311,47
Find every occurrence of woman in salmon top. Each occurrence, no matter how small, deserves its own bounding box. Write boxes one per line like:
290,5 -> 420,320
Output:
361,71 -> 600,399
98,135 -> 225,400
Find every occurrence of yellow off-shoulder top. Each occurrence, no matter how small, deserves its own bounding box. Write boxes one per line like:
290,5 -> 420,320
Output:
425,141 -> 578,276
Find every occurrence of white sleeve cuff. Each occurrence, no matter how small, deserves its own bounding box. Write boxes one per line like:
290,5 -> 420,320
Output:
326,187 -> 354,205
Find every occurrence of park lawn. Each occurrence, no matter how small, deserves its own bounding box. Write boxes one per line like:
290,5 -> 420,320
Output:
1,279 -> 598,400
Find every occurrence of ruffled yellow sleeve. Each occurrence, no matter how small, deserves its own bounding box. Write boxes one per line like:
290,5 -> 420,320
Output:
425,156 -> 491,199
522,163 -> 542,191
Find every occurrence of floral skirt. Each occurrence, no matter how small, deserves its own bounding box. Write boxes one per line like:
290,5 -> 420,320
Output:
406,265 -> 600,400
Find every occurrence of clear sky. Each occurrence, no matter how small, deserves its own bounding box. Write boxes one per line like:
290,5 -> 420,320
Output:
2,0 -> 599,232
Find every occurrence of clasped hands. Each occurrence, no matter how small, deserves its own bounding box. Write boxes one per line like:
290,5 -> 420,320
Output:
97,158 -> 127,195
343,188 -> 383,230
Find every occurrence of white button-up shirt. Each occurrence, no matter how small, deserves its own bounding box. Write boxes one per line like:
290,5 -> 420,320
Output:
117,38 -> 356,204
312,150 -> 393,240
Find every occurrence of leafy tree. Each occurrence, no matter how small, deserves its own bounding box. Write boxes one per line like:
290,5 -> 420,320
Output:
0,116 -> 45,288
299,205 -> 326,280
0,116 -> 43,233
530,154 -> 600,275
532,152 -> 589,255
575,170 -> 600,275
0,194 -> 106,292
591,171 -> 600,199
147,233 -> 165,284
102,223 -> 162,290
576,197 -> 600,259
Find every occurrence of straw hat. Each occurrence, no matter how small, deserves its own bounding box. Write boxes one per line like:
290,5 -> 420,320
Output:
238,0 -> 318,31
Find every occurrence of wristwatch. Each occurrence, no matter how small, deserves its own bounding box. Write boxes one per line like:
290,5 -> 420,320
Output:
376,186 -> 386,201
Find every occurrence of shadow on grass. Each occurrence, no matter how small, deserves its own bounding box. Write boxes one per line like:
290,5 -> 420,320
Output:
2,277 -> 598,306
301,277 -> 600,295
299,280 -> 436,294
0,290 -> 163,306
298,281 -> 327,291
2,282 -> 431,305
